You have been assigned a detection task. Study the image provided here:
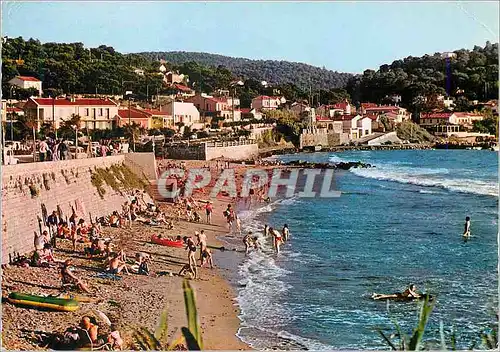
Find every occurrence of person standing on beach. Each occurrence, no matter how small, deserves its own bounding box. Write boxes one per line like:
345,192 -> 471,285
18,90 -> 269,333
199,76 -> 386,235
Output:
196,230 -> 208,264
463,216 -> 471,238
205,201 -> 213,224
235,214 -> 242,234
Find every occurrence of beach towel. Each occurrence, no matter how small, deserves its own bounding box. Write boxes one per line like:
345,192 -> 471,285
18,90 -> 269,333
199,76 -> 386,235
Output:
95,272 -> 122,280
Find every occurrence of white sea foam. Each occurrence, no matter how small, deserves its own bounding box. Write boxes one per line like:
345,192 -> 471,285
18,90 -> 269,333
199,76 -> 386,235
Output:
350,166 -> 498,197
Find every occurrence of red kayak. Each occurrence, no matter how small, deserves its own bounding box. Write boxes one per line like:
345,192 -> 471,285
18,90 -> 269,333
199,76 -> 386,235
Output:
151,235 -> 184,248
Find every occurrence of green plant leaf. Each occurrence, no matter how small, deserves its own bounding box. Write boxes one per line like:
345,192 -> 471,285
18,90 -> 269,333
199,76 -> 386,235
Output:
181,327 -> 202,350
408,296 -> 435,350
377,328 -> 397,350
155,305 -> 169,345
183,279 -> 203,349
140,326 -> 161,350
439,321 -> 447,350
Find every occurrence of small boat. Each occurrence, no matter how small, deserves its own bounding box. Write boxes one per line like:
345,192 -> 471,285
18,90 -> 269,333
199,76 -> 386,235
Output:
151,235 -> 184,248
7,292 -> 80,312
490,143 -> 499,151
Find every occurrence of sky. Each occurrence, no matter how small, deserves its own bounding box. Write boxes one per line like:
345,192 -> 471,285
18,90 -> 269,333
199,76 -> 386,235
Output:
1,1 -> 499,73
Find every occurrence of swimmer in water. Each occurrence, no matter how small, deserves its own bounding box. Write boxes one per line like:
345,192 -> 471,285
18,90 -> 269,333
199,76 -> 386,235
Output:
463,216 -> 471,238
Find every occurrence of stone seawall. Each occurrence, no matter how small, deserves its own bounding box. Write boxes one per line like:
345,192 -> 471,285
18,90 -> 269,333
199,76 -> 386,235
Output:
1,155 -> 151,263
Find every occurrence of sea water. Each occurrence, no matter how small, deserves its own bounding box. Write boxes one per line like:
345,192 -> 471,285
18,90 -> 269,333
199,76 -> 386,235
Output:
219,150 -> 498,350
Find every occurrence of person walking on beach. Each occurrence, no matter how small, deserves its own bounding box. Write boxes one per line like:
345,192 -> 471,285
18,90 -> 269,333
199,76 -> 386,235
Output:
463,216 -> 471,238
196,230 -> 207,264
205,201 -> 213,224
235,214 -> 242,234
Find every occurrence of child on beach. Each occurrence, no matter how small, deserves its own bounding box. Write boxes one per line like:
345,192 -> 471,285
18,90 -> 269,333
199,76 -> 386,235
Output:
243,232 -> 253,255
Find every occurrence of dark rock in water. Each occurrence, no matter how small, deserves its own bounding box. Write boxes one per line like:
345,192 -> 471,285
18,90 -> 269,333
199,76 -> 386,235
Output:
283,160 -> 372,170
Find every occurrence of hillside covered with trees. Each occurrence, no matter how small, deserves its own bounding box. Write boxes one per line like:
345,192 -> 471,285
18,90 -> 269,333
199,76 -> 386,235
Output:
136,51 -> 354,90
2,37 -> 498,114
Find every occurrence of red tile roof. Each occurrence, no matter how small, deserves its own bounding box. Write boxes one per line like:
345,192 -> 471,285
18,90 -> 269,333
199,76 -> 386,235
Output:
364,105 -> 399,112
173,84 -> 193,92
333,101 -> 350,109
142,109 -> 171,116
116,109 -> 150,119
7,107 -> 23,112
361,103 -> 378,108
332,114 -> 359,121
316,116 -> 332,121
364,114 -> 379,121
30,98 -> 117,106
420,112 -> 454,119
16,76 -> 41,82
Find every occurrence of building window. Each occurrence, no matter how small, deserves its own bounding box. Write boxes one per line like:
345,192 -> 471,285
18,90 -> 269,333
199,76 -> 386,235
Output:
84,108 -> 89,116
98,108 -> 103,116
105,108 -> 109,118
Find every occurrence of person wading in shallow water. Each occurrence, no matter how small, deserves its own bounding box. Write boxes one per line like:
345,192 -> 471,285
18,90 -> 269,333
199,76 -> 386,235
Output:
463,216 -> 471,238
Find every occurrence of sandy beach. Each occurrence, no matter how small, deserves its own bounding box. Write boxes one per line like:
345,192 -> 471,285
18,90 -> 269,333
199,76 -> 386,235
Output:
1,160 -> 254,350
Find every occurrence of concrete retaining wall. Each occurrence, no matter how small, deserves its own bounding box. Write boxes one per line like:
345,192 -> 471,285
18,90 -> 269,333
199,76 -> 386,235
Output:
1,155 -> 141,263
205,143 -> 258,160
124,153 -> 157,181
163,142 -> 259,160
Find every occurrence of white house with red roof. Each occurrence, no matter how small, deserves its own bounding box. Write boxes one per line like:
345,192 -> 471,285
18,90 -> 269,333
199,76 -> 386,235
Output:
332,114 -> 373,140
361,105 -> 411,123
24,96 -> 118,130
8,76 -> 42,96
160,101 -> 201,126
251,95 -> 286,111
114,108 -> 151,129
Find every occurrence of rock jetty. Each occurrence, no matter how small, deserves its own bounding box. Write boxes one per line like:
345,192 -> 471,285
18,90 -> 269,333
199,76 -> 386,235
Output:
283,160 -> 373,170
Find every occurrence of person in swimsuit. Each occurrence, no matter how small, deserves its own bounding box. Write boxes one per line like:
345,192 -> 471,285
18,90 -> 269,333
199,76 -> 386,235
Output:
282,224 -> 290,242
243,232 -> 253,255
187,243 -> 199,279
271,227 -> 283,254
107,252 -> 130,275
200,248 -> 214,269
372,284 -> 421,300
463,216 -> 471,238
61,259 -> 90,293
264,224 -> 269,237
196,231 -> 208,264
205,201 -> 213,224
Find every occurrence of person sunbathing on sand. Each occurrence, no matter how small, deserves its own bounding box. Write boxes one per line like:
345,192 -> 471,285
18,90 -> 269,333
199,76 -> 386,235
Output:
107,252 -> 130,275
61,259 -> 91,293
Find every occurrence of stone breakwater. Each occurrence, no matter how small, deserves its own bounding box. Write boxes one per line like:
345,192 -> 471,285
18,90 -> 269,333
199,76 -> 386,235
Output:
283,160 -> 373,170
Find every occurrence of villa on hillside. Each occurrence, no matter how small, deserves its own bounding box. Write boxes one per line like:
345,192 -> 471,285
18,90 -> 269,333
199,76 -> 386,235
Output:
8,76 -> 43,96
251,95 -> 286,112
419,112 -> 484,133
361,105 -> 411,123
160,101 -> 201,127
23,96 -> 119,130
185,93 -> 241,122
332,114 -> 373,140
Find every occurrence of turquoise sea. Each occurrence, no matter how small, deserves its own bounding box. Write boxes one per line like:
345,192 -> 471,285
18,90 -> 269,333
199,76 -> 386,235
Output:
219,150 -> 498,350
